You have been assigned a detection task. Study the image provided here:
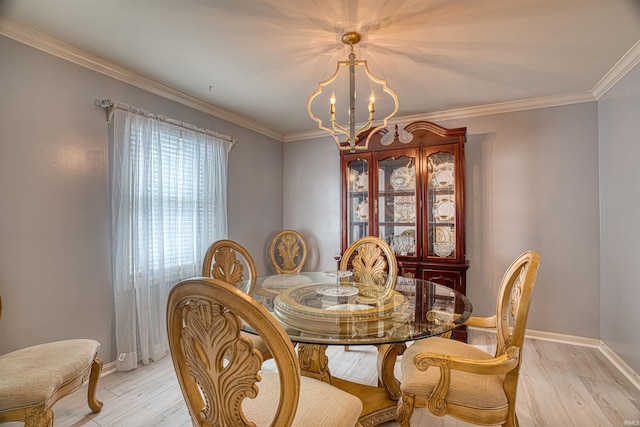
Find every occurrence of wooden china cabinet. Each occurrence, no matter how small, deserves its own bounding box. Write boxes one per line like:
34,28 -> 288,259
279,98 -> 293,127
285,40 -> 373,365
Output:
340,120 -> 469,340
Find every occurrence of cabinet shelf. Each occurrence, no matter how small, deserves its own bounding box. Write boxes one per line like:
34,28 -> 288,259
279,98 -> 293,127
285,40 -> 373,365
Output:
379,190 -> 416,197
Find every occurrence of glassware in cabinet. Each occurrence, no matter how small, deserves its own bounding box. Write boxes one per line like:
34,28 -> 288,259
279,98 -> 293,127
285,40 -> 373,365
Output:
345,156 -> 370,247
427,151 -> 456,259
376,151 -> 419,258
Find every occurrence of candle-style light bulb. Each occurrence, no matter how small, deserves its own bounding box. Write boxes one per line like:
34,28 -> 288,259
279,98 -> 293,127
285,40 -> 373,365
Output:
330,92 -> 336,114
368,91 -> 376,112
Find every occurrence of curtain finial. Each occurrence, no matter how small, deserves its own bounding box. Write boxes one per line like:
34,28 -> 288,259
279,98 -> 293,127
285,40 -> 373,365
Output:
96,99 -> 115,123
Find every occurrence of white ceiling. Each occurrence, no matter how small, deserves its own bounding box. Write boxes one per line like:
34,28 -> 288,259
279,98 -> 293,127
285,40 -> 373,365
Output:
1,0 -> 639,141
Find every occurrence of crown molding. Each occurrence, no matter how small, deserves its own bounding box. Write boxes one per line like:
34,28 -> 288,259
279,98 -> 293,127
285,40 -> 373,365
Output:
592,39 -> 640,99
0,17 -> 283,142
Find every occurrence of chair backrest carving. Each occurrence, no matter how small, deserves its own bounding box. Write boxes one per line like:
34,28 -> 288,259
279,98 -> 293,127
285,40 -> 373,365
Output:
269,230 -> 308,274
340,236 -> 398,304
202,240 -> 257,295
167,278 -> 300,426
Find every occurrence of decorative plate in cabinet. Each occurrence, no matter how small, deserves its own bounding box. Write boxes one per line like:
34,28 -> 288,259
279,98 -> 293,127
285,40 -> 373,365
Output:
390,166 -> 415,190
433,197 -> 455,222
356,199 -> 369,221
432,163 -> 455,188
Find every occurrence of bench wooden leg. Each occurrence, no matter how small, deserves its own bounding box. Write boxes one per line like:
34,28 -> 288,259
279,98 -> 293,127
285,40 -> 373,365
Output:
87,356 -> 103,413
24,406 -> 53,427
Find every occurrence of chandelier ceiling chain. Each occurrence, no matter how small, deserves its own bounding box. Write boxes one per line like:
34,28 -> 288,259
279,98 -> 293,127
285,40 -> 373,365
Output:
307,31 -> 399,152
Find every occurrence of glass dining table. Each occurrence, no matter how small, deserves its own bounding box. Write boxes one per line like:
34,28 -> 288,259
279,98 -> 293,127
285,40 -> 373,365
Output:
248,271 -> 473,426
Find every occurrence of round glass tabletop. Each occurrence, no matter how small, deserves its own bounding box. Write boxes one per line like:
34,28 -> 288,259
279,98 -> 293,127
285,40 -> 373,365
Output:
252,271 -> 472,345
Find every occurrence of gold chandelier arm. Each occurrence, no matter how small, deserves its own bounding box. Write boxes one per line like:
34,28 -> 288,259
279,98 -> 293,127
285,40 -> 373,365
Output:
330,117 -> 350,139
355,117 -> 374,136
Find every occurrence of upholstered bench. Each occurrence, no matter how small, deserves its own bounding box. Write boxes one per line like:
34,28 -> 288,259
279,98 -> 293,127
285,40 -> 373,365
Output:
0,339 -> 103,426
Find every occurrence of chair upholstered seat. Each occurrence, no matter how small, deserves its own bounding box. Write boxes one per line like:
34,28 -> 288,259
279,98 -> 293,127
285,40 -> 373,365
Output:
0,339 -> 101,410
243,371 -> 362,427
261,273 -> 313,288
0,333 -> 103,427
401,339 -> 508,410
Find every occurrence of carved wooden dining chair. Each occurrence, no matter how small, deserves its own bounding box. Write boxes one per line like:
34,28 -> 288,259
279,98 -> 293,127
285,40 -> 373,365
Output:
201,239 -> 271,360
396,250 -> 541,427
269,229 -> 308,275
202,239 -> 258,296
167,277 -> 364,427
340,236 -> 398,305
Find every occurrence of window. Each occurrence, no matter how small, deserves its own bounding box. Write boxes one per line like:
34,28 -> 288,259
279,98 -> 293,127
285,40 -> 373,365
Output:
110,105 -> 233,370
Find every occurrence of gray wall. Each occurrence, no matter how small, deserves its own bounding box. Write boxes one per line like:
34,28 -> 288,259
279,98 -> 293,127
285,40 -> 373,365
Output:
0,36 -> 284,362
598,64 -> 640,374
447,105 -> 601,337
284,103 -> 602,340
283,138 -> 341,271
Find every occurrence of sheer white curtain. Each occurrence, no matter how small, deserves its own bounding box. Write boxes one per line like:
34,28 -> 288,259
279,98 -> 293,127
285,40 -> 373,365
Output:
111,107 -> 233,371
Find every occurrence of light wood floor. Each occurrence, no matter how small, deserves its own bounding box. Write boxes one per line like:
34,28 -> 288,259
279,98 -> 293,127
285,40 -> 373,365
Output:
23,329 -> 640,427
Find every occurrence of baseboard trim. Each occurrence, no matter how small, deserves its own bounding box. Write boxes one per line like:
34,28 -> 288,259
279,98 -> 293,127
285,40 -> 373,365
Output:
598,341 -> 640,392
469,326 -> 640,392
522,328 -> 602,347
102,360 -> 118,376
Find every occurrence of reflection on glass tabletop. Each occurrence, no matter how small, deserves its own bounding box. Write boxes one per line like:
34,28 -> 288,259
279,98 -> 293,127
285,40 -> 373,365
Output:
250,272 -> 472,346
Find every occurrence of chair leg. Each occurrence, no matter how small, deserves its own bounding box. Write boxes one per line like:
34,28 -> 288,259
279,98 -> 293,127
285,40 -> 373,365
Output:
42,409 -> 53,427
87,356 -> 104,413
503,412 -> 519,427
502,391 -> 519,427
396,393 -> 415,427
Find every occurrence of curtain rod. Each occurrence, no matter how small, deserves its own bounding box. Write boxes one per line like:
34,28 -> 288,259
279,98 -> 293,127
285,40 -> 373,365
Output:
96,99 -> 237,145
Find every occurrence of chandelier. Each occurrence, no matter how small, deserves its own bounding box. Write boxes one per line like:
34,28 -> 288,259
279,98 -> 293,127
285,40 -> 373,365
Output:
307,32 -> 399,152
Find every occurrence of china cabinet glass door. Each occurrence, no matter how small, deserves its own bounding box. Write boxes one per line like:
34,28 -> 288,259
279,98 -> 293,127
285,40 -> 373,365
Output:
376,150 -> 419,259
346,157 -> 370,246
426,150 -> 457,259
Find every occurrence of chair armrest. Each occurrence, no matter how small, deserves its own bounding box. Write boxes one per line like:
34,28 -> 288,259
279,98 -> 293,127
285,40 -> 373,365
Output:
414,345 -> 520,376
411,346 -> 520,417
465,314 -> 497,328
